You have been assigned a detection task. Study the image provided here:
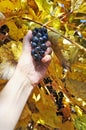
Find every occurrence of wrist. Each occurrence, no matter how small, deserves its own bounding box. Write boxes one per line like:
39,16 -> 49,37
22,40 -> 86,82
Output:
15,66 -> 34,87
15,66 -> 38,87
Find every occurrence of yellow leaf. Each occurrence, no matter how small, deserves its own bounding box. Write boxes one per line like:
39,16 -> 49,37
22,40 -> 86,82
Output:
6,21 -> 18,40
71,0 -> 84,11
35,0 -> 51,13
0,0 -> 21,13
78,2 -> 86,13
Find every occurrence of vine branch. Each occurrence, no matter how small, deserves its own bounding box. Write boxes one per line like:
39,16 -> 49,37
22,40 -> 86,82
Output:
23,17 -> 86,52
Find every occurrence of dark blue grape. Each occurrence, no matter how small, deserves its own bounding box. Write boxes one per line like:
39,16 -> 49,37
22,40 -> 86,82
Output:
41,27 -> 47,34
43,35 -> 48,42
31,42 -> 37,48
32,36 -> 39,43
44,77 -> 52,84
58,91 -> 64,98
46,85 -> 53,93
33,53 -> 42,61
43,27 -> 47,33
38,28 -> 42,33
31,49 -> 36,56
39,50 -> 45,56
45,33 -> 48,39
32,30 -> 37,36
0,24 -> 9,35
41,43 -> 47,51
39,37 -> 43,43
34,46 -> 41,52
33,53 -> 38,60
52,90 -> 57,97
37,32 -> 42,38
34,28 -> 39,33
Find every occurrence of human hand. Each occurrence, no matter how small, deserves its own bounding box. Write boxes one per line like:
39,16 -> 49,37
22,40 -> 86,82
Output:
16,30 -> 52,86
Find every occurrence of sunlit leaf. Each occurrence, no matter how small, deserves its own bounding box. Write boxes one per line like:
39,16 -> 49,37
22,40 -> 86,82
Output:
78,2 -> 86,13
75,115 -> 86,130
0,0 -> 21,13
71,0 -> 84,12
35,0 -> 51,13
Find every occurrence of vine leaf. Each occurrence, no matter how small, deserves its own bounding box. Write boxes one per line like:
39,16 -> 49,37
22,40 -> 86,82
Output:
71,0 -> 84,12
75,114 -> 86,130
34,0 -> 51,13
66,78 -> 86,101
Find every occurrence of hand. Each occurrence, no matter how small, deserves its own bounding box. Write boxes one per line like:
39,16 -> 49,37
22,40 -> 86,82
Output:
16,30 -> 52,86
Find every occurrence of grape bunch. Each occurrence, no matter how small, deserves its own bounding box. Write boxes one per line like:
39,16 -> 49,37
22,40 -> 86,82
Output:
43,77 -> 64,110
30,27 -> 48,61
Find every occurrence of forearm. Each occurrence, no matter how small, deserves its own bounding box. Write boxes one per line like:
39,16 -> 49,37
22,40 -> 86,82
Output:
0,69 -> 33,130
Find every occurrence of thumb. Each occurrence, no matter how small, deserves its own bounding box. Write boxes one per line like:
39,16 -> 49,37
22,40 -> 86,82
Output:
23,30 -> 32,53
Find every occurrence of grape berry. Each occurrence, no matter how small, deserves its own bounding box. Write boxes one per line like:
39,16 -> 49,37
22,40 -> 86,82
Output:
0,24 -> 9,35
30,27 -> 48,61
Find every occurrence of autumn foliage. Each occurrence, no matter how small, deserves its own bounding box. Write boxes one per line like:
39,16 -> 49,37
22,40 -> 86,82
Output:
0,0 -> 86,130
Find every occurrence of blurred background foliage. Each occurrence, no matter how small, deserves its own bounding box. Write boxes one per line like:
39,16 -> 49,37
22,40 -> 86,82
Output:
0,0 -> 86,129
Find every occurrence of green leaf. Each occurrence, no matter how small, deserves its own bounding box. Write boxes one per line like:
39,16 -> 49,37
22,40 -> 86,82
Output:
75,115 -> 86,130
